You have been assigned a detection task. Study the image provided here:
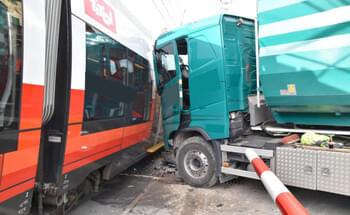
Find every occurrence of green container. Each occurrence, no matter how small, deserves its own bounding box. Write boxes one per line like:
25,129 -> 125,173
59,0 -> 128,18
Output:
258,0 -> 350,126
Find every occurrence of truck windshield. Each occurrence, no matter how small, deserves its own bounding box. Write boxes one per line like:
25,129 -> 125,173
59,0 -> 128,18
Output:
0,0 -> 23,131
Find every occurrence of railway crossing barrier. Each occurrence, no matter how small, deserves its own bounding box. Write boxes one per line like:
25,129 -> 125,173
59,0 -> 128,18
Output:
245,149 -> 310,215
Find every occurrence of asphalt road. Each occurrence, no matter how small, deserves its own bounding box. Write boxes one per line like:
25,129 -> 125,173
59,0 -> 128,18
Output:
71,152 -> 350,215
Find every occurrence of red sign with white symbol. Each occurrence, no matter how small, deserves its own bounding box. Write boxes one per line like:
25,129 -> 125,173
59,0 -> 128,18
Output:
85,0 -> 116,33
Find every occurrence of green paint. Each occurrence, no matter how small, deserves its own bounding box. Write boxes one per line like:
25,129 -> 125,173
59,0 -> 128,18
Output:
154,0 -> 350,146
260,21 -> 350,47
258,0 -> 346,25
153,15 -> 256,146
259,0 -> 350,127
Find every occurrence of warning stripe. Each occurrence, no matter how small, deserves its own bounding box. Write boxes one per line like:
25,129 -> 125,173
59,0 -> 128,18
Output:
245,149 -> 310,215
260,171 -> 289,201
276,192 -> 310,215
251,158 -> 270,177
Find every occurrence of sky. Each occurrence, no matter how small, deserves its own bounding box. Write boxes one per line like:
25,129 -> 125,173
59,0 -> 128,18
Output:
113,0 -> 257,42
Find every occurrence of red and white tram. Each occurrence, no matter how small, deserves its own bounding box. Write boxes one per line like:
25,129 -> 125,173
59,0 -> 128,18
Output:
0,0 -> 156,214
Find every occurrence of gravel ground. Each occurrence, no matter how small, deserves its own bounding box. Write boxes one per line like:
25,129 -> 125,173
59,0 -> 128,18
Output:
71,152 -> 350,215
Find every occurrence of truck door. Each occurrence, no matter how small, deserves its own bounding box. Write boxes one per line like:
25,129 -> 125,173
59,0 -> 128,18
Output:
154,42 -> 181,145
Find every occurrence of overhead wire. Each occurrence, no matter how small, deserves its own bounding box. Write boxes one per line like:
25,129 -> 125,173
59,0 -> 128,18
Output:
160,0 -> 177,27
115,0 -> 154,41
152,0 -> 173,28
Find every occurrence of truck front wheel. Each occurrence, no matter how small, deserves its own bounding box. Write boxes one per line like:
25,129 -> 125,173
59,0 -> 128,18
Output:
176,136 -> 218,187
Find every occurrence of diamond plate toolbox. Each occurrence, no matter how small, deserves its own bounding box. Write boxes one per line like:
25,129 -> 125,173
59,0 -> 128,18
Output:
276,147 -> 317,190
317,151 -> 350,196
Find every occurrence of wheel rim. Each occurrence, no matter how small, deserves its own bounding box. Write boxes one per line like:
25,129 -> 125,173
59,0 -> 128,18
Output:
183,149 -> 209,179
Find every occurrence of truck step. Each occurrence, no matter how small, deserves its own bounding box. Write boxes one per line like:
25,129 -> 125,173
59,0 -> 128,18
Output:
221,145 -> 274,158
220,145 -> 274,179
147,142 -> 164,153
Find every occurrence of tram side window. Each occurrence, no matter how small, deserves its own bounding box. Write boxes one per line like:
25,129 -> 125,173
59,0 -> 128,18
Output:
84,25 -> 128,122
0,1 -> 23,131
127,50 -> 152,124
83,24 -> 152,132
156,43 -> 176,87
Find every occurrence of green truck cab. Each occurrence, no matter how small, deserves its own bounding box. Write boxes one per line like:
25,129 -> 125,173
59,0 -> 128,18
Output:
153,15 -> 256,186
154,14 -> 256,147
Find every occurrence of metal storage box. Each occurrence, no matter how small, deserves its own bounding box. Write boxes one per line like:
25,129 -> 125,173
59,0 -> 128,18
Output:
317,151 -> 350,196
276,147 -> 317,190
276,147 -> 350,196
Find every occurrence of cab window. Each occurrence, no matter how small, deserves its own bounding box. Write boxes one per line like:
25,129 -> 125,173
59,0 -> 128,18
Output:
156,43 -> 176,86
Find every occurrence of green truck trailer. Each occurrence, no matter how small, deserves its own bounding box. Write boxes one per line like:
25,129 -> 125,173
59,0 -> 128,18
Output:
153,1 -> 350,195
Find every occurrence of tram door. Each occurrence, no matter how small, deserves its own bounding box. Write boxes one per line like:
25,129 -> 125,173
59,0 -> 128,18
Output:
0,0 -> 46,213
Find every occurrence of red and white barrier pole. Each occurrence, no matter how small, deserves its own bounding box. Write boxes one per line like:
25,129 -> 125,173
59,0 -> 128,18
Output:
245,148 -> 310,215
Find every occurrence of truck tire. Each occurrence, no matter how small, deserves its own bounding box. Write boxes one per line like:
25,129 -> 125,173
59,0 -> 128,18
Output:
176,136 -> 218,187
